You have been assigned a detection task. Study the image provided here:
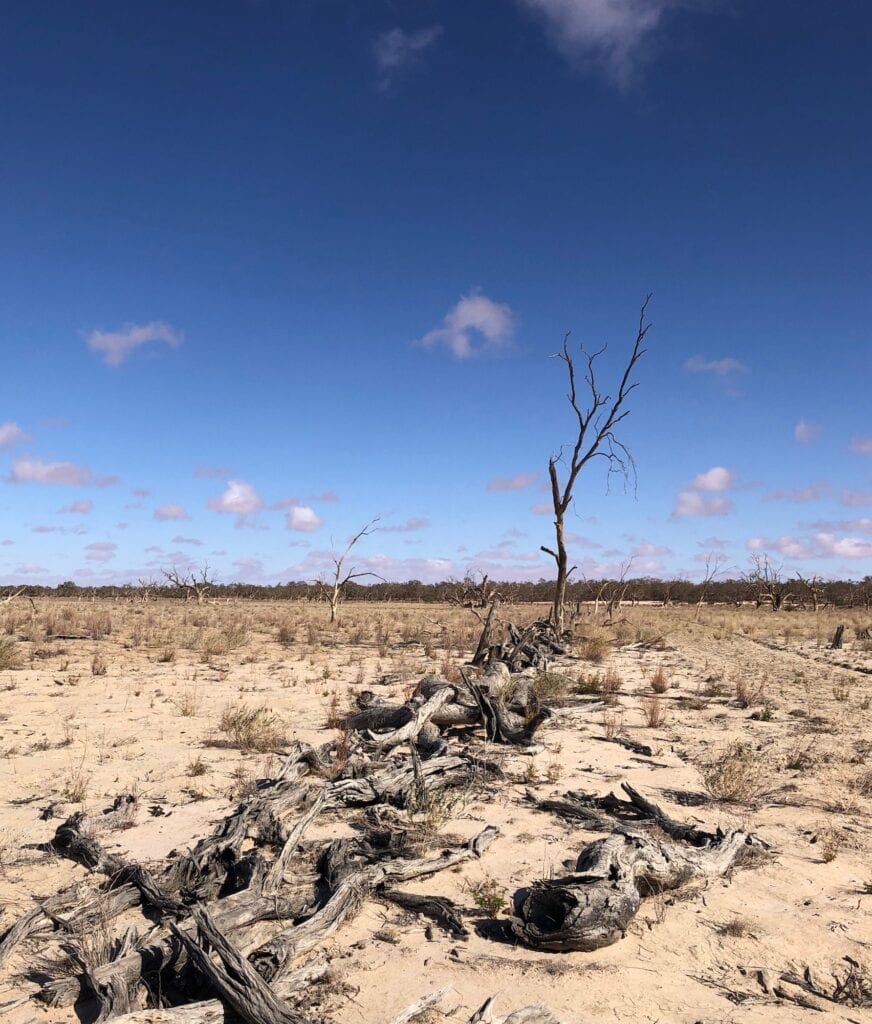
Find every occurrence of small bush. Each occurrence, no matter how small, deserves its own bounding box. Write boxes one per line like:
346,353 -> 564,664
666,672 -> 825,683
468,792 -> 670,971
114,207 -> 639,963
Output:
218,703 -> 288,752
91,651 -> 108,676
533,670 -> 572,700
702,741 -> 767,804
579,634 -> 610,663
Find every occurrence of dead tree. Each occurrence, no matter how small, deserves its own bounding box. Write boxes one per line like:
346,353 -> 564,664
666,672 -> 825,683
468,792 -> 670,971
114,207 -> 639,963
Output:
136,577 -> 159,604
695,552 -> 728,621
794,572 -> 826,612
162,565 -> 214,605
541,298 -> 651,633
746,555 -> 794,611
317,518 -> 382,624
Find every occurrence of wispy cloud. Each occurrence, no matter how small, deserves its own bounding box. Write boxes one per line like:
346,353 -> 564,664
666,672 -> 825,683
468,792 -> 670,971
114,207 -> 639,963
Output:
9,458 -> 118,487
794,419 -> 821,444
416,294 -> 515,359
194,464 -> 232,479
765,481 -> 830,503
0,422 -> 31,449
850,436 -> 872,454
154,503 -> 189,521
841,488 -> 872,508
309,489 -> 339,503
487,472 -> 539,492
172,535 -> 203,546
519,0 -> 708,86
84,321 -> 184,367
374,25 -> 442,88
58,499 -> 93,514
803,517 -> 872,535
84,541 -> 117,562
286,505 -> 323,532
208,480 -> 264,521
685,355 -> 749,376
32,524 -> 86,535
381,516 -> 430,533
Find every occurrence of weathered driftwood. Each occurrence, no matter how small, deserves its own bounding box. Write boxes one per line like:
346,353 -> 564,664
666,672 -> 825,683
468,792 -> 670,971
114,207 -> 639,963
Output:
510,824 -> 763,952
362,687 -> 456,751
379,887 -> 468,938
470,996 -> 561,1023
111,1002 -> 226,1023
388,987 -> 452,1024
171,906 -> 304,1024
250,826 -> 497,981
594,734 -> 654,757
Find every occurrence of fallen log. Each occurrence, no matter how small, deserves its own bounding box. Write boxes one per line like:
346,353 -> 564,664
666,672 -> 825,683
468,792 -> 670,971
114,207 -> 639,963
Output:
510,824 -> 764,952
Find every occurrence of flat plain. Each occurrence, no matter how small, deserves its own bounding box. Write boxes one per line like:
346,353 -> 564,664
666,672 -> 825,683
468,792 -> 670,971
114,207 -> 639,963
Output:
0,598 -> 870,1023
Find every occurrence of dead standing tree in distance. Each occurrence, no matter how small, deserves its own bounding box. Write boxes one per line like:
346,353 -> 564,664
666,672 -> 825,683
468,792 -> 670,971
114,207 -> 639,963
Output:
162,565 -> 215,605
695,551 -> 729,622
317,517 -> 383,624
746,554 -> 794,611
541,297 -> 651,634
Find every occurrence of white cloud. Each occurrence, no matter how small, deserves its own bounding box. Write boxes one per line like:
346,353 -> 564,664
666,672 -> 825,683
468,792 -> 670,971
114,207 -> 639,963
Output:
850,436 -> 872,454
673,464 -> 736,517
374,25 -> 442,86
9,458 -> 117,487
154,503 -> 189,521
417,294 -> 515,359
519,0 -> 707,85
814,533 -> 872,560
172,535 -> 203,546
84,321 -> 184,367
673,489 -> 732,518
794,419 -> 821,444
530,502 -> 553,515
745,534 -> 814,560
286,505 -> 323,532
0,422 -> 31,449
487,472 -> 539,492
208,480 -> 264,518
691,466 -> 734,492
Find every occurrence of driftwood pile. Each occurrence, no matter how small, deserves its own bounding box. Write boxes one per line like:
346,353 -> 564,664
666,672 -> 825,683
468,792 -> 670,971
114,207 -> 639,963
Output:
471,612 -> 568,671
0,646 -> 769,1023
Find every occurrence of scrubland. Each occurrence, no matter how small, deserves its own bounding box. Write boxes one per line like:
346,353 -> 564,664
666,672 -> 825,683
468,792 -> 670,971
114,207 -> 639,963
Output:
0,597 -> 870,1022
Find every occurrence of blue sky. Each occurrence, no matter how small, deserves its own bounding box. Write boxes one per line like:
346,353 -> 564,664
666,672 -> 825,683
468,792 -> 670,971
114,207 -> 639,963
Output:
1,0 -> 870,586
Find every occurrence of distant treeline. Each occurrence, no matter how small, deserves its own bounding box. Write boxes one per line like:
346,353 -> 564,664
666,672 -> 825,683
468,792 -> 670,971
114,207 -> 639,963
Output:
6,575 -> 872,609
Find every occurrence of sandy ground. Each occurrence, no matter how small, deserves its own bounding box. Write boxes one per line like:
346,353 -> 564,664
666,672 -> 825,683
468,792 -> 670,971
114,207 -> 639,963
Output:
1,599 -> 870,1023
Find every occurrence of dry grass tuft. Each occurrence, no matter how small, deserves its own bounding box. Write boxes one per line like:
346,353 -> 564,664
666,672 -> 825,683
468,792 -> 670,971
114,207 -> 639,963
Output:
641,696 -> 667,728
0,636 -> 22,670
701,741 -> 768,804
